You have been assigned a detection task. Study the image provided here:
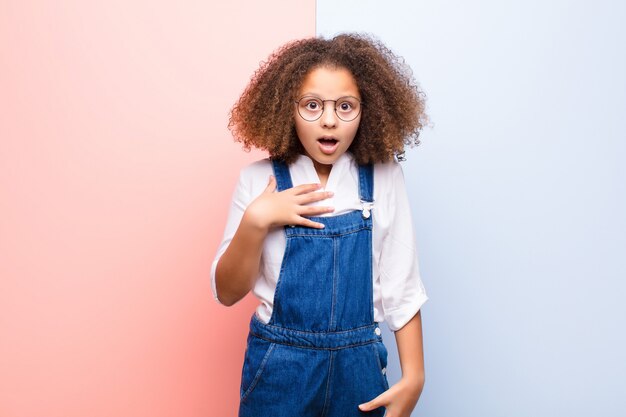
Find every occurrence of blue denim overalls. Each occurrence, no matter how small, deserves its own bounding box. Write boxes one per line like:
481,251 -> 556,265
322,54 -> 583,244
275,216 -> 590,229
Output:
238,160 -> 389,417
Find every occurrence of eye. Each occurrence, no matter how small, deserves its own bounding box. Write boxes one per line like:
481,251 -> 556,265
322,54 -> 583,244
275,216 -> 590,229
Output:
338,101 -> 353,112
305,101 -> 319,110
337,98 -> 359,114
302,98 -> 323,111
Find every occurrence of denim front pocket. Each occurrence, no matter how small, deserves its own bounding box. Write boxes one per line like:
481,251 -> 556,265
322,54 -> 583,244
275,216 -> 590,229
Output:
372,341 -> 389,390
240,335 -> 275,402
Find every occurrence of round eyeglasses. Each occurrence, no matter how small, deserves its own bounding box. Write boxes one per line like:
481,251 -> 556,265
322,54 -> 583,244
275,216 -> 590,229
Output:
295,95 -> 363,122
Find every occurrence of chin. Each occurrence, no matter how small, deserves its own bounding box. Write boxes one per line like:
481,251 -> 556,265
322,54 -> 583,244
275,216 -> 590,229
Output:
311,153 -> 340,165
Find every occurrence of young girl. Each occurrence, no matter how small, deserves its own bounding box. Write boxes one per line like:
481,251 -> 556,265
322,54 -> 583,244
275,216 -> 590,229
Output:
211,33 -> 429,417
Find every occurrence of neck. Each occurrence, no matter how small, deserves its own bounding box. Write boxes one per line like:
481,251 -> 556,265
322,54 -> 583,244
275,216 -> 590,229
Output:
312,160 -> 332,188
313,160 -> 331,176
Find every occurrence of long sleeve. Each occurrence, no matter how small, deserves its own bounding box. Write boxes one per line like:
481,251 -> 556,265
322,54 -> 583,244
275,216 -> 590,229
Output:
378,163 -> 428,332
210,168 -> 253,305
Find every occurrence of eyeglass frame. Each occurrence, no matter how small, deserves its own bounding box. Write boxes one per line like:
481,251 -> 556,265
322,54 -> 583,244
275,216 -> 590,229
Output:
294,95 -> 364,122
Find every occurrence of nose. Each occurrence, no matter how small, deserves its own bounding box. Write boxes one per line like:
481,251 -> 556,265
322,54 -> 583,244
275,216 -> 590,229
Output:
320,102 -> 338,128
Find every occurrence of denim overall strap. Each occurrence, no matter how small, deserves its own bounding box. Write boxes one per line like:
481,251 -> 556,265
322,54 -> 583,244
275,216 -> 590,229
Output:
271,159 -> 293,192
358,163 -> 374,203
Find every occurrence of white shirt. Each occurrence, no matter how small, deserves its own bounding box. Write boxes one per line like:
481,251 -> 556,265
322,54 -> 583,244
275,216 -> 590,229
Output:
210,152 -> 428,332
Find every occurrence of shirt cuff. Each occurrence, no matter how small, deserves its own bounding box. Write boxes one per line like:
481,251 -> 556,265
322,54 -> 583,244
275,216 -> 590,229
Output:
384,293 -> 429,332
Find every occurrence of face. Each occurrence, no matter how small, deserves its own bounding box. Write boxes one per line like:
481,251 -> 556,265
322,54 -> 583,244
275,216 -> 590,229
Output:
294,66 -> 361,172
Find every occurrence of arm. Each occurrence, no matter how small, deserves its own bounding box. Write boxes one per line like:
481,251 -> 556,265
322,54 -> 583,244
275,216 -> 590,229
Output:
358,310 -> 425,417
394,310 -> 425,397
358,162 -> 427,416
214,210 -> 270,306
215,175 -> 334,306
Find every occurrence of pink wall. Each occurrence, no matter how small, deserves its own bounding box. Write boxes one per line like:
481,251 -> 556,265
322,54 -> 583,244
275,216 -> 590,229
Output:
0,1 -> 314,416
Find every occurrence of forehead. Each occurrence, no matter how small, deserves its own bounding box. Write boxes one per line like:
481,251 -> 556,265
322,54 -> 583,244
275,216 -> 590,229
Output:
298,66 -> 360,98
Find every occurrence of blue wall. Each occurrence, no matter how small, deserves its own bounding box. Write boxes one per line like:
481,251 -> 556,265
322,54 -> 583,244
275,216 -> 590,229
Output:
317,1 -> 626,415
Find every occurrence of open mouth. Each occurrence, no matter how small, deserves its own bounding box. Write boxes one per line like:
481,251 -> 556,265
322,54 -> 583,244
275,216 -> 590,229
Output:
317,137 -> 339,154
318,138 -> 338,146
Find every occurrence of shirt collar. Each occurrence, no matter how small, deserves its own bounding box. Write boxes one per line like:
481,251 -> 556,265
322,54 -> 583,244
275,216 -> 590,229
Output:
295,151 -> 353,169
295,152 -> 354,190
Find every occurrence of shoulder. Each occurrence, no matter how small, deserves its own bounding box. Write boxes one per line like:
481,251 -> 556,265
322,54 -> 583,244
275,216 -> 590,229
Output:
239,158 -> 272,177
372,159 -> 409,214
235,158 -> 274,196
373,158 -> 404,185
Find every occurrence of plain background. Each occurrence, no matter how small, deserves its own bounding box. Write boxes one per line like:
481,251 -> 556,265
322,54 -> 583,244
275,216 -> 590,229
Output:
318,1 -> 626,416
2,1 -> 624,416
1,1 -> 313,416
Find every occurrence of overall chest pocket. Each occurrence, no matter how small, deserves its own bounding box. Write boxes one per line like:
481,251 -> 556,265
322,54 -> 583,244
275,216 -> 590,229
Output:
240,335 -> 275,402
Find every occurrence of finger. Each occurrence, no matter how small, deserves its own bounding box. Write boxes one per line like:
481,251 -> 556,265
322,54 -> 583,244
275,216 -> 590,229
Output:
263,175 -> 277,193
298,205 -> 334,216
358,390 -> 390,412
290,183 -> 322,195
294,216 -> 326,229
296,190 -> 334,205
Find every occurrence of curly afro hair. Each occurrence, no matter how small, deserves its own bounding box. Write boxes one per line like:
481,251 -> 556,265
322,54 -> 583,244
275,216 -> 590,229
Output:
228,33 -> 428,165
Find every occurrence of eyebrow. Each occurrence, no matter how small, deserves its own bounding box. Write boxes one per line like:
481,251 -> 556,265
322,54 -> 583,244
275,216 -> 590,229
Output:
298,94 -> 360,99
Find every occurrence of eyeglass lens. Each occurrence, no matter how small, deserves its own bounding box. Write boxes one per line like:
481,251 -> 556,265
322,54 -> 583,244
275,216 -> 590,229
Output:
297,96 -> 361,122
